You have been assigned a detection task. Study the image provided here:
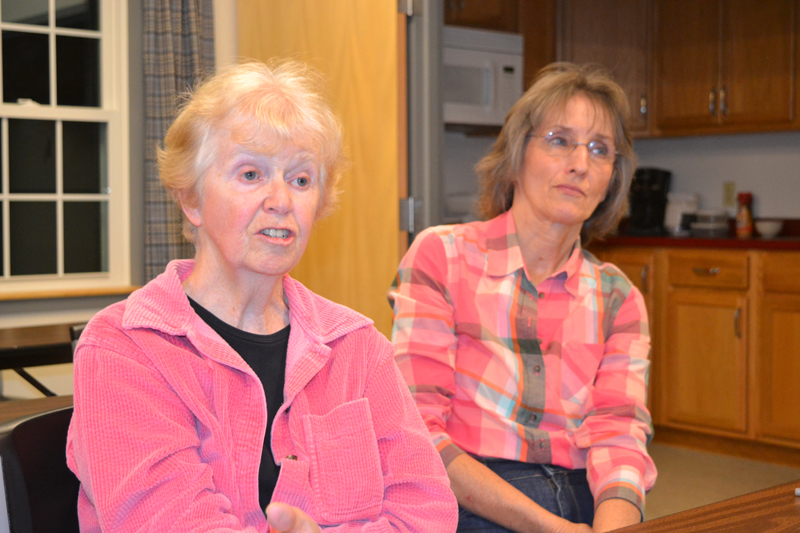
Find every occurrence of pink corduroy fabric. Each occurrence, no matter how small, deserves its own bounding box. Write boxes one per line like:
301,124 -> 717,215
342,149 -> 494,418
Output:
67,260 -> 457,532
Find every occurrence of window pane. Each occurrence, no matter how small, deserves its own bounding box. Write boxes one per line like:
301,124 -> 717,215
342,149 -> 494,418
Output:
1,0 -> 48,25
10,202 -> 56,275
64,201 -> 106,273
8,119 -> 56,193
56,36 -> 99,107
2,31 -> 49,105
64,121 -> 106,193
56,0 -> 99,30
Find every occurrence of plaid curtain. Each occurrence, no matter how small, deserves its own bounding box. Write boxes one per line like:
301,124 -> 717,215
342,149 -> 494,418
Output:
143,0 -> 215,281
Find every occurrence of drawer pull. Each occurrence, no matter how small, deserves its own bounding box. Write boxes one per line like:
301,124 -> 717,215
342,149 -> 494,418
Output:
734,307 -> 742,338
641,265 -> 649,294
692,267 -> 720,276
709,88 -> 716,115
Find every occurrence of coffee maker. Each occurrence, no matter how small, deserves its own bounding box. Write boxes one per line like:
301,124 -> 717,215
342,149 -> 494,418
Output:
626,167 -> 672,236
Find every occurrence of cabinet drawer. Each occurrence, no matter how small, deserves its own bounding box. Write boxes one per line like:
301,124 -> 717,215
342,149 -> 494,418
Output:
667,250 -> 749,289
763,252 -> 800,294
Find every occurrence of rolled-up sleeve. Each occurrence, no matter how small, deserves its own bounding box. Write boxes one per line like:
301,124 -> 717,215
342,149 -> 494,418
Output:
576,285 -> 656,516
388,228 -> 464,466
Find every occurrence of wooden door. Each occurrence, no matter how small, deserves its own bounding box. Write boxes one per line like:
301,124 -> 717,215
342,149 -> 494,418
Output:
560,0 -> 651,135
665,289 -> 748,435
720,0 -> 796,128
757,293 -> 800,445
444,0 -> 519,33
654,0 -> 721,130
237,1 -> 406,337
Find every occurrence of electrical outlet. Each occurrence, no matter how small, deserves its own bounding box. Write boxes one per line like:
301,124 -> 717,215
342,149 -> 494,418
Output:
723,181 -> 737,208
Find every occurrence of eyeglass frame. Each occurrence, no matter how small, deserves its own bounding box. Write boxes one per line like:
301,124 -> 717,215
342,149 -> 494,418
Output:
526,131 -> 620,165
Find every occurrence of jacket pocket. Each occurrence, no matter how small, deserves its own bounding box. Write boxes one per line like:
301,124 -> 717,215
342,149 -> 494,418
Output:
303,397 -> 384,525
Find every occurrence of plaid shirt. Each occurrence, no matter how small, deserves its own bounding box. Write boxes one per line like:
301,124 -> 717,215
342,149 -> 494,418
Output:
388,210 -> 656,514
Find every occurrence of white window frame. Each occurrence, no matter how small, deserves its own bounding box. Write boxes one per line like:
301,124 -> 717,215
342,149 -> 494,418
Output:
0,0 -> 129,295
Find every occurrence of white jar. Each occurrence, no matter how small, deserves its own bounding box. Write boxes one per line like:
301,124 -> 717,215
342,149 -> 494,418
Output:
664,193 -> 700,235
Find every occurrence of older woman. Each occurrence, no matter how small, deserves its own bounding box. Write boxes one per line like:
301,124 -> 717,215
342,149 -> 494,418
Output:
67,60 -> 457,533
389,63 -> 656,533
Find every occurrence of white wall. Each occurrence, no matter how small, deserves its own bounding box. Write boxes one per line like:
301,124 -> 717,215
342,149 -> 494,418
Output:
444,129 -> 800,221
635,131 -> 800,218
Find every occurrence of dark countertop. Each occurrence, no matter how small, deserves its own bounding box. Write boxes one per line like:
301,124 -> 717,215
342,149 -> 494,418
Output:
593,234 -> 800,250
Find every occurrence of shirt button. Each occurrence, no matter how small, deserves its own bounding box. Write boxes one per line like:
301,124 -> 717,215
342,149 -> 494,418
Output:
537,338 -> 543,345
531,413 -> 538,421
539,292 -> 545,299
285,455 -> 297,461
539,440 -> 547,449
534,365 -> 541,374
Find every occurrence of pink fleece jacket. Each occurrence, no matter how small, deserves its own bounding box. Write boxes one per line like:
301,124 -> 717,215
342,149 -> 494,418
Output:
66,260 -> 457,532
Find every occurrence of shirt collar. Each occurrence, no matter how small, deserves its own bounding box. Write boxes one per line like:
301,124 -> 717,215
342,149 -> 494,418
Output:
484,211 -> 584,296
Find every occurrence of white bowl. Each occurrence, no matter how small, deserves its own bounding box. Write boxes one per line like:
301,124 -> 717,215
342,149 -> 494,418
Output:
755,220 -> 783,239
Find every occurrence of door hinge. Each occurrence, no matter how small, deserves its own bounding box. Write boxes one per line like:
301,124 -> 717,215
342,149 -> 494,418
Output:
398,0 -> 413,17
399,197 -> 420,233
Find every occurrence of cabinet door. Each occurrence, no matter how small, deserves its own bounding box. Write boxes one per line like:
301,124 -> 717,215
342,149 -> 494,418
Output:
665,289 -> 747,434
444,0 -> 519,33
560,0 -> 651,135
720,0 -> 795,127
654,0 -> 721,130
758,296 -> 800,445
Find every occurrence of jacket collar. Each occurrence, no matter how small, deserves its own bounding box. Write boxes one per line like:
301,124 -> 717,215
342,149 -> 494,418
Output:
121,259 -> 373,401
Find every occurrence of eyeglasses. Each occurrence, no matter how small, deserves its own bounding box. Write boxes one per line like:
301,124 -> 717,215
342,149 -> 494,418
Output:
528,132 -> 618,164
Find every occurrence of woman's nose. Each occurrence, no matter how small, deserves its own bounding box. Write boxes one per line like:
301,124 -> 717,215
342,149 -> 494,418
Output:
263,175 -> 292,213
568,143 -> 591,174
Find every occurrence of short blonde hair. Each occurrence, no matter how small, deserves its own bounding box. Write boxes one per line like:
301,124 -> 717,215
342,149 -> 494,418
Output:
158,59 -> 346,242
476,62 -> 636,242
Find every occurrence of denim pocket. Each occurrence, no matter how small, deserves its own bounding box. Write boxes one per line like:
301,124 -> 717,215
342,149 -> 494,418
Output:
303,398 -> 384,524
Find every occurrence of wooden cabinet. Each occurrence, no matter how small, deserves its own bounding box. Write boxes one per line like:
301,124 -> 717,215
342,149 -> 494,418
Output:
663,249 -> 749,435
591,245 -> 800,460
444,0 -> 519,33
559,0 -> 652,136
654,0 -> 797,134
756,252 -> 800,445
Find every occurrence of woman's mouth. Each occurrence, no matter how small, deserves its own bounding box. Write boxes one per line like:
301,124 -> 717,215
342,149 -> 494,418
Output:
261,228 -> 290,239
556,184 -> 585,197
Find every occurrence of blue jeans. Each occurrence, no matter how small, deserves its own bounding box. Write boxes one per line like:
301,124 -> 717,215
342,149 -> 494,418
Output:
456,458 -> 594,532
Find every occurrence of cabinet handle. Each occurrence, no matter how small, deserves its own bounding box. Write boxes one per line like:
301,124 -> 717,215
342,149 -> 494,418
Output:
709,88 -> 716,115
640,265 -> 649,294
639,94 -> 647,116
692,267 -> 720,276
719,85 -> 728,116
734,307 -> 742,338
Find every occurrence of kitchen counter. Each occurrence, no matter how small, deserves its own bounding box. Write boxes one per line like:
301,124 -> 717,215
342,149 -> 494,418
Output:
593,235 -> 800,250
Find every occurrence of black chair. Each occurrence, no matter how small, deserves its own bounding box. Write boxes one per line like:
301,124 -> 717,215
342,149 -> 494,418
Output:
0,406 -> 80,533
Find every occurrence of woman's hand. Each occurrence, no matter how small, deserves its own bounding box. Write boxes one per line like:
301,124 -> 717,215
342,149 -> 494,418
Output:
266,503 -> 321,533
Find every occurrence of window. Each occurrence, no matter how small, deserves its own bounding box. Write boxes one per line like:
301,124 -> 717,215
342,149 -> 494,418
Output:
0,0 -> 129,295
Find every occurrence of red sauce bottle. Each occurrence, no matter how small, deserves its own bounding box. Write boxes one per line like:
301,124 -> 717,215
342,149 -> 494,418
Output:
736,192 -> 753,239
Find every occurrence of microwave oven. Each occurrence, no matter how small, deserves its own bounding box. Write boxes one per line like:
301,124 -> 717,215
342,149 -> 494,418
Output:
442,26 -> 524,126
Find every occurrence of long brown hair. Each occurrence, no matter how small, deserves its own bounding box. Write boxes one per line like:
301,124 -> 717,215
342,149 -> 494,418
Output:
475,62 -> 636,243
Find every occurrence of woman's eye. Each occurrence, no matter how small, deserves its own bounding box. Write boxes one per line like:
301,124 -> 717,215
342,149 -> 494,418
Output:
589,142 -> 609,156
547,135 -> 570,148
293,176 -> 310,187
242,170 -> 258,181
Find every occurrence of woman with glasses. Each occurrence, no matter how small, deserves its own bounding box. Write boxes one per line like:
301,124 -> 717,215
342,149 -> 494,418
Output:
389,63 -> 656,533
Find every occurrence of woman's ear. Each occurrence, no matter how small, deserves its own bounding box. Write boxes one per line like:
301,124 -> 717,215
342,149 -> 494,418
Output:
179,192 -> 202,228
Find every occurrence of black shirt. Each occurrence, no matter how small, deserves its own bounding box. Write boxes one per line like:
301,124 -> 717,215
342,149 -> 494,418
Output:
188,297 -> 289,512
